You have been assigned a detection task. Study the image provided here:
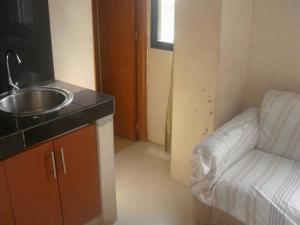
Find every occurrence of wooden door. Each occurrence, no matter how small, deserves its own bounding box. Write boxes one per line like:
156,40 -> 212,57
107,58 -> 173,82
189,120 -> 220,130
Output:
98,0 -> 137,140
0,162 -> 15,225
4,143 -> 63,225
54,125 -> 101,225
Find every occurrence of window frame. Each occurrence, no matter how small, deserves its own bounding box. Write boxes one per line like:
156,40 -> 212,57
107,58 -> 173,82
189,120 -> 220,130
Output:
151,0 -> 174,51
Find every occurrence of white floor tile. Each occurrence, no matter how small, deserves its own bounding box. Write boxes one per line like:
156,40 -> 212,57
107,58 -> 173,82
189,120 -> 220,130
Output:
114,142 -> 195,225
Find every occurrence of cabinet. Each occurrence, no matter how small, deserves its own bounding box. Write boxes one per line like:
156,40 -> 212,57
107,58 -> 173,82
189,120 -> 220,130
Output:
54,125 -> 101,225
5,142 -> 63,225
4,124 -> 101,225
0,162 -> 15,225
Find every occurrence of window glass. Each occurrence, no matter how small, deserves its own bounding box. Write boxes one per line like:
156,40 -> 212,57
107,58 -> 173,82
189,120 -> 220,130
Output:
151,0 -> 175,51
158,0 -> 175,44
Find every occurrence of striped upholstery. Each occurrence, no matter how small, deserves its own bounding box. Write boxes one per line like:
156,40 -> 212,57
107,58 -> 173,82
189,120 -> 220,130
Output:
192,92 -> 300,225
215,150 -> 300,225
192,108 -> 259,204
257,90 -> 300,161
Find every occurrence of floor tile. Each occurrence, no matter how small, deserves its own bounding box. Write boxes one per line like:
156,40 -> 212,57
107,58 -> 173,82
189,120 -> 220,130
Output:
114,136 -> 135,153
114,142 -> 195,225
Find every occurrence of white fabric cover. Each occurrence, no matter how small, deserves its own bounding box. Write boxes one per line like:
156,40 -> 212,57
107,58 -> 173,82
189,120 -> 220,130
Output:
192,96 -> 300,225
257,90 -> 300,161
214,150 -> 300,225
191,108 -> 259,202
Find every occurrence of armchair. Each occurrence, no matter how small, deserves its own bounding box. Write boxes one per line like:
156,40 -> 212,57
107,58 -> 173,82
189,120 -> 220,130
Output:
192,90 -> 300,225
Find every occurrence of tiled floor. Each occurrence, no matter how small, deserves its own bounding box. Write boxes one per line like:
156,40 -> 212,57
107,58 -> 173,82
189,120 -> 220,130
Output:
114,141 -> 195,225
114,136 -> 135,153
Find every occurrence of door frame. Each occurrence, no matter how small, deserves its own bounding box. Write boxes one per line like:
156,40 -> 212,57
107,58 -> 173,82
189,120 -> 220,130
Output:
91,0 -> 148,141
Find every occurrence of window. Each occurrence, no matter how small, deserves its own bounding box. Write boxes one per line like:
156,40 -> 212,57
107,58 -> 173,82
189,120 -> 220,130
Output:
151,0 -> 175,51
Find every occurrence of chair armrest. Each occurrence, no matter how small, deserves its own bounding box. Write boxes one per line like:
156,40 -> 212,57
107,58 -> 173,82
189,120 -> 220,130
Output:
191,108 -> 259,201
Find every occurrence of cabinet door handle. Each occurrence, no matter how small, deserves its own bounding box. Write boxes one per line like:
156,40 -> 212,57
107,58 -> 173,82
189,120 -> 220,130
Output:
60,148 -> 67,174
51,151 -> 57,179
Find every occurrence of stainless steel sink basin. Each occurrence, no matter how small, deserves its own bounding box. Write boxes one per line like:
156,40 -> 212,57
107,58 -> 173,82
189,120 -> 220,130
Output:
0,87 -> 73,117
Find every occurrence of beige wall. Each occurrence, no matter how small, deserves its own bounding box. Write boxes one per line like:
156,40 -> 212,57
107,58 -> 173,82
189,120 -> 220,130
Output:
147,49 -> 173,146
171,0 -> 300,185
171,0 -> 253,185
48,0 -> 95,90
215,0 -> 253,127
147,0 -> 174,146
243,0 -> 300,108
171,0 -> 221,185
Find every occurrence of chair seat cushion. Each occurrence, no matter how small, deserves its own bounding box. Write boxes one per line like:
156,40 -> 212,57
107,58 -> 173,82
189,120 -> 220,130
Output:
212,149 -> 300,225
257,90 -> 300,161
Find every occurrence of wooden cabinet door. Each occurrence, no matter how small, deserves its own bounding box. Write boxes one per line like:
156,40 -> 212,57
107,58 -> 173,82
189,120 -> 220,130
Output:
0,162 -> 15,225
4,142 -> 63,225
54,125 -> 101,225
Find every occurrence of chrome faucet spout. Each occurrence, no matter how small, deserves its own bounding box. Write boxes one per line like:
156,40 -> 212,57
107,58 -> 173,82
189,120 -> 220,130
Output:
5,50 -> 22,92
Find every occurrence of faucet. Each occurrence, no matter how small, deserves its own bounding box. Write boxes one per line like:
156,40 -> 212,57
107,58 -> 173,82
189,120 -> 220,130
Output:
5,50 -> 22,93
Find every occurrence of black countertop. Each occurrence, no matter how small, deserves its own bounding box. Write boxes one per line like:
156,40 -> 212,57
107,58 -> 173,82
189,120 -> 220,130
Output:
0,80 -> 114,161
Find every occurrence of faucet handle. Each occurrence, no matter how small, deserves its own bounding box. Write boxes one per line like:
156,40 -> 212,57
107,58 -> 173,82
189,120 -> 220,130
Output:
11,82 -> 20,92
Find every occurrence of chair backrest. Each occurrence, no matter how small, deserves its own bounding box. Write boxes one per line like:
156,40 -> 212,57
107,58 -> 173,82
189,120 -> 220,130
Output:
257,90 -> 300,161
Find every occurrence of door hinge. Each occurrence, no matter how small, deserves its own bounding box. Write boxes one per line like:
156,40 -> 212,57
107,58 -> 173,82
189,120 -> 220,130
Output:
136,122 -> 139,131
135,29 -> 139,40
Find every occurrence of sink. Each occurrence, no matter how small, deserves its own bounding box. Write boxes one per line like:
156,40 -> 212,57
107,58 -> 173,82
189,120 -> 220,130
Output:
0,87 -> 73,117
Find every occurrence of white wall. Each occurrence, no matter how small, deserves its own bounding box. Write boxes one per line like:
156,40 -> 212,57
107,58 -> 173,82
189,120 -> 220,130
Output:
215,0 -> 253,127
171,0 -> 221,185
96,116 -> 117,225
48,0 -> 95,90
243,0 -> 300,108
